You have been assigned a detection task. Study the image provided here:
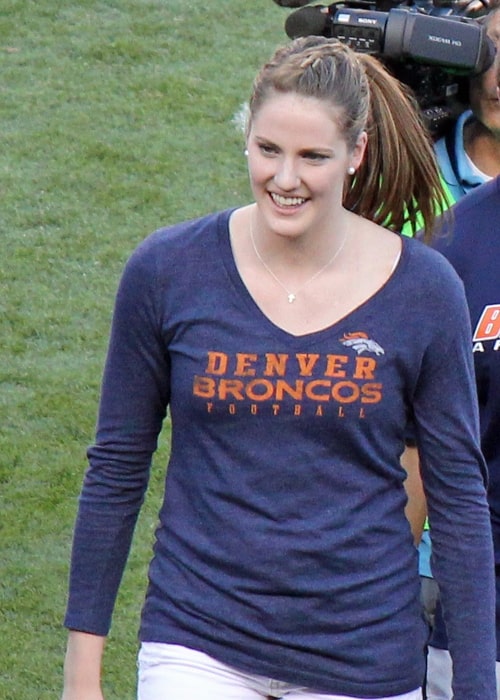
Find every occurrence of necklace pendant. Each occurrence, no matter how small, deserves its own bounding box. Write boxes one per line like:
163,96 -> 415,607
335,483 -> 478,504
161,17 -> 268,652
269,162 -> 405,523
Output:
288,293 -> 296,303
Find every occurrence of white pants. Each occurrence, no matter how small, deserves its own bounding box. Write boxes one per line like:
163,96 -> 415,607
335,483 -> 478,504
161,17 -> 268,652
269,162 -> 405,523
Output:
137,642 -> 422,700
426,646 -> 500,700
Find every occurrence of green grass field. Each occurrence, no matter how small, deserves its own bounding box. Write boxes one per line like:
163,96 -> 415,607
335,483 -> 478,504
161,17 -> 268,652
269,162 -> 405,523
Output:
0,1 -> 286,696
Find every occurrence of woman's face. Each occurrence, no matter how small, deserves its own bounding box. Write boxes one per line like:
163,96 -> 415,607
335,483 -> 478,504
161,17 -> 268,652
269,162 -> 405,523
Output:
469,9 -> 500,135
246,91 -> 366,242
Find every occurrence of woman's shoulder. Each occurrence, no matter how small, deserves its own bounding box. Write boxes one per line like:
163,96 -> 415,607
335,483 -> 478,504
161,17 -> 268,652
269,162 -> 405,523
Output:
115,208 -> 235,293
401,234 -> 467,302
356,216 -> 457,287
133,208 -> 234,260
403,233 -> 458,273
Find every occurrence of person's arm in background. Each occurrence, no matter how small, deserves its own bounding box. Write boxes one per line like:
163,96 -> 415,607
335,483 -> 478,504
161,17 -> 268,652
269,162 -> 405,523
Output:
401,444 -> 427,545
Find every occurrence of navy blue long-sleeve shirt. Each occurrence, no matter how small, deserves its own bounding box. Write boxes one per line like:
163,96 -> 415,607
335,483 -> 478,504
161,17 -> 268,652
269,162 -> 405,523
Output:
429,177 -> 500,661
65,209 -> 496,698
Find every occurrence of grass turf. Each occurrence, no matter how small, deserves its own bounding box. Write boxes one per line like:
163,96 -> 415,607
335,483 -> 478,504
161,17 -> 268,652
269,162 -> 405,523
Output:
0,1 -> 286,696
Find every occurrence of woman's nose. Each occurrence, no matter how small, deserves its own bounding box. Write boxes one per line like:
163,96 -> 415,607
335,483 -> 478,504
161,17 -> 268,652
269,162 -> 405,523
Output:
273,159 -> 300,191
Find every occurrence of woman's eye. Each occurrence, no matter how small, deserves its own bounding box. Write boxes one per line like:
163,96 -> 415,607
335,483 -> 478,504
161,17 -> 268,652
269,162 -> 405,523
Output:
304,152 -> 328,162
258,143 -> 278,155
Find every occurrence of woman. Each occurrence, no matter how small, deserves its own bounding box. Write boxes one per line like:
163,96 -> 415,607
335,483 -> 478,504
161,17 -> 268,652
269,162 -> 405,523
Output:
61,37 -> 496,700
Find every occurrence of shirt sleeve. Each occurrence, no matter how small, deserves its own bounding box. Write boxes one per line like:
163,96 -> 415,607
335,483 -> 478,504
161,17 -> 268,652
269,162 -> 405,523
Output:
412,270 -> 496,699
64,239 -> 170,635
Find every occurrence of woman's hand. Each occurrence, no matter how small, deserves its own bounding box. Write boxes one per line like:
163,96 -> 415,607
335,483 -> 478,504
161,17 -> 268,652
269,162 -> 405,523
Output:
61,691 -> 104,700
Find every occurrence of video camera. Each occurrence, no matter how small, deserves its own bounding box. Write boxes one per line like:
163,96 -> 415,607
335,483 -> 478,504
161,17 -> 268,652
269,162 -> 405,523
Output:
273,0 -> 495,137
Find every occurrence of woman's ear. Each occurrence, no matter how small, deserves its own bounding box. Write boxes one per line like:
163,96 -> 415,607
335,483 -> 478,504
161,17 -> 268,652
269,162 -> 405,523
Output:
351,130 -> 368,170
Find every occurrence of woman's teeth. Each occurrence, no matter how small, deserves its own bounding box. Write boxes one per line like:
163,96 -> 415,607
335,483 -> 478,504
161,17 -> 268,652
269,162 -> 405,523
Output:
271,193 -> 306,207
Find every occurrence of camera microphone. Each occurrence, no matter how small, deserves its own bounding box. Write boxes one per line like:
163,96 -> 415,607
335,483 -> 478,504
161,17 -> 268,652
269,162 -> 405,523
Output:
273,0 -> 313,7
285,6 -> 330,37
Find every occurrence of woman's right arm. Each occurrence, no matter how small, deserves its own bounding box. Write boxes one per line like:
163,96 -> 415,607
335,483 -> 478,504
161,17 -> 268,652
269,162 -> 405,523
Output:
61,631 -> 106,700
63,239 -> 171,693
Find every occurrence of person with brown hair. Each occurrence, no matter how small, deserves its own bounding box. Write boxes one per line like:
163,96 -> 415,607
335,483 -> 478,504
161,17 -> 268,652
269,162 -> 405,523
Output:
61,36 -> 495,700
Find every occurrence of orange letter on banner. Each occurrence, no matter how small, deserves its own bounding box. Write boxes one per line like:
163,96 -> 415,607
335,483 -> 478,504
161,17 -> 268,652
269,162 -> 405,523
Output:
304,380 -> 331,401
361,383 -> 382,404
264,353 -> 288,376
473,305 -> 500,341
235,353 -> 258,376
218,379 -> 244,401
354,357 -> 376,379
296,353 -> 320,376
206,351 -> 228,375
324,355 -> 348,378
275,379 -> 304,401
193,376 -> 216,398
246,379 -> 274,401
331,381 -> 360,404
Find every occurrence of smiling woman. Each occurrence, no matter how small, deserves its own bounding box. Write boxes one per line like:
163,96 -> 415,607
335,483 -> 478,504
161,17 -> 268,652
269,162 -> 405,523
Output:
230,39 -> 445,337
61,36 -> 496,700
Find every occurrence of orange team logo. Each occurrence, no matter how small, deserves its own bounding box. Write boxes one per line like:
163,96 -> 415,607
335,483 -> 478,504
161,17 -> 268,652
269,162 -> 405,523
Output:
473,304 -> 500,342
340,332 -> 385,356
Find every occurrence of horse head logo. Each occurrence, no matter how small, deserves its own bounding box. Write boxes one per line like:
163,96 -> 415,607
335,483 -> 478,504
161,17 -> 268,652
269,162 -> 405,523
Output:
340,332 -> 385,356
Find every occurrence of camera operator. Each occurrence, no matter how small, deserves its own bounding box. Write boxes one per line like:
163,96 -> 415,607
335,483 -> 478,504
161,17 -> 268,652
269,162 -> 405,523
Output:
435,0 -> 500,201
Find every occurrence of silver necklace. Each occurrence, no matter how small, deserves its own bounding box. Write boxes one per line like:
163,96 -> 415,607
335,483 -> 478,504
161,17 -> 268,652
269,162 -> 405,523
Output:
250,215 -> 348,304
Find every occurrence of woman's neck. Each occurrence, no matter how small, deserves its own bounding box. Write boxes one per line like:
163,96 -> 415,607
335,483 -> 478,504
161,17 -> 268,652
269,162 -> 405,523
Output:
250,205 -> 350,271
